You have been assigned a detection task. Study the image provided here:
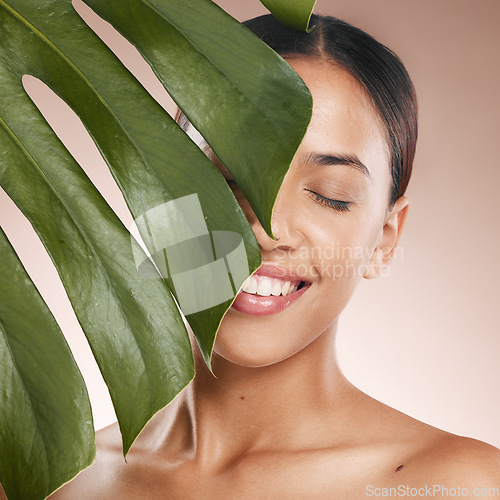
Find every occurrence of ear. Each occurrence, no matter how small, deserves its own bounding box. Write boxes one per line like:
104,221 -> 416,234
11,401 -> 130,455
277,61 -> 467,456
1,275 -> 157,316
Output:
363,196 -> 409,279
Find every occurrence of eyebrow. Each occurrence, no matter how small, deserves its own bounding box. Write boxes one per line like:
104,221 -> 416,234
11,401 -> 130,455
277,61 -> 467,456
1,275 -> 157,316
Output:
304,153 -> 371,178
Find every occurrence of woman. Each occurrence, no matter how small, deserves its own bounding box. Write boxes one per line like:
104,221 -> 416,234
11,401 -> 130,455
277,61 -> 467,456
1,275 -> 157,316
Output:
50,13 -> 500,498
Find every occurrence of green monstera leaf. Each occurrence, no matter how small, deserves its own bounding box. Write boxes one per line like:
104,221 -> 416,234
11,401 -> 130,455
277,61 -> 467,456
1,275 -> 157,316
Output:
84,0 -> 312,238
0,0 -> 313,498
0,228 -> 95,500
260,0 -> 317,31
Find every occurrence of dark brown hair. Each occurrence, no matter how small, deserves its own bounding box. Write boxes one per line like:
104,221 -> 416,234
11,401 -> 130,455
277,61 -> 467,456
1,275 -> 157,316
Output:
243,14 -> 418,208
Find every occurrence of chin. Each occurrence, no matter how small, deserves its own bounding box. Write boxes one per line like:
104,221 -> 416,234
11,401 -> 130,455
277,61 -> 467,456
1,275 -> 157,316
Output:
210,318 -> 326,370
211,334 -> 296,369
211,345 -> 295,369
206,283 -> 345,370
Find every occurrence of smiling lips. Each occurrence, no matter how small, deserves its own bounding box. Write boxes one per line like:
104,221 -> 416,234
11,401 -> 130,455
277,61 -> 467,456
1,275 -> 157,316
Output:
231,265 -> 311,316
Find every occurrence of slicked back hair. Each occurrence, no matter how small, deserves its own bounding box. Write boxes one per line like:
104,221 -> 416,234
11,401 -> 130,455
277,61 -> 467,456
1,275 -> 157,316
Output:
243,14 -> 418,208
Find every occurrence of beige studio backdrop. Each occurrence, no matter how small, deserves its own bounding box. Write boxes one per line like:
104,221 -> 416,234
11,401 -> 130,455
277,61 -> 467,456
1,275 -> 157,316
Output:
0,0 -> 499,448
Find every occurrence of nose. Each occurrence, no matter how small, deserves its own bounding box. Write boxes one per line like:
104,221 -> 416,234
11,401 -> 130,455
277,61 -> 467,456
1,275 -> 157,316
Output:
239,184 -> 305,254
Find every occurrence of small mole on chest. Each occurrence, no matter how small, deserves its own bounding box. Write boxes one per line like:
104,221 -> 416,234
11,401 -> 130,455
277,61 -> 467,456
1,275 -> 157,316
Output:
395,464 -> 404,472
240,396 -> 245,400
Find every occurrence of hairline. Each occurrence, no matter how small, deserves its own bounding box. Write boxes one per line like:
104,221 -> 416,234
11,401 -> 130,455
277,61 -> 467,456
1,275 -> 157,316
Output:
280,52 -> 394,210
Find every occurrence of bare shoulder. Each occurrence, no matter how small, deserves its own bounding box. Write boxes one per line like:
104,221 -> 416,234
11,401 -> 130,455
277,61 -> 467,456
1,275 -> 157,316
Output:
363,435 -> 500,500
383,424 -> 500,492
410,434 -> 500,482
48,422 -> 125,499
348,393 -> 500,496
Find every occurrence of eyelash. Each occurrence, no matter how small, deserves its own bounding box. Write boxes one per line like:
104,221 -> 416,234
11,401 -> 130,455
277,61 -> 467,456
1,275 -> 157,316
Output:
306,190 -> 351,212
224,181 -> 350,213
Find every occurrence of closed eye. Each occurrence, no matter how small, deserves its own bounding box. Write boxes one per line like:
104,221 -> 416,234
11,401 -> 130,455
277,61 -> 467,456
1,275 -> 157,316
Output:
306,189 -> 351,212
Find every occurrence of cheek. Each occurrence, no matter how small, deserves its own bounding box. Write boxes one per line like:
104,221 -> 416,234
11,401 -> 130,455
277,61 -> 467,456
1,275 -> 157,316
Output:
304,212 -> 380,282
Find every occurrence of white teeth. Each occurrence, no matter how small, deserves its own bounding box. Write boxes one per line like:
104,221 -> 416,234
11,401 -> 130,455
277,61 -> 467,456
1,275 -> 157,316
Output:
257,278 -> 273,296
242,276 -> 258,294
281,280 -> 291,295
271,280 -> 282,296
241,276 -> 304,297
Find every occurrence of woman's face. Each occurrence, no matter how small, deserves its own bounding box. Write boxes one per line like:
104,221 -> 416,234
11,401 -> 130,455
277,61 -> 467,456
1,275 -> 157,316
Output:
210,57 -> 408,368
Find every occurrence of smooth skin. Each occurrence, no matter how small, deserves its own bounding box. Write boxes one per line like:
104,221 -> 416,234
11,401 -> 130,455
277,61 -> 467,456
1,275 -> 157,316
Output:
23,58 -> 500,499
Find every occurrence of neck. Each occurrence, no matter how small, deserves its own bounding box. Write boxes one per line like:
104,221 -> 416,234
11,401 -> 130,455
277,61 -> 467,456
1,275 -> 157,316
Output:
157,321 -> 357,469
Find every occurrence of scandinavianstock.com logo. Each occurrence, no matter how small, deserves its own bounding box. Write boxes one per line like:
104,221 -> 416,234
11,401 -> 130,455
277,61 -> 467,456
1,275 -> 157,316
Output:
130,193 -> 249,315
365,484 -> 499,497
